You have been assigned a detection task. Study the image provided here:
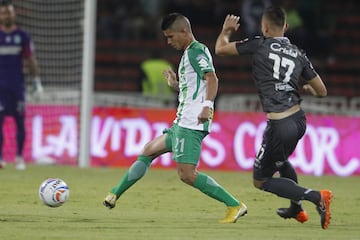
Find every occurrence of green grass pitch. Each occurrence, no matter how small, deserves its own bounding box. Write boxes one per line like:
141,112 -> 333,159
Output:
0,164 -> 359,240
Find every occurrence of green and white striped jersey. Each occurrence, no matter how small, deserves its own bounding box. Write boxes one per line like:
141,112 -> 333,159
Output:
174,41 -> 215,132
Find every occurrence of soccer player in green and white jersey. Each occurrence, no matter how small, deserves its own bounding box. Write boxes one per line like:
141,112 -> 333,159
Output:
103,12 -> 247,223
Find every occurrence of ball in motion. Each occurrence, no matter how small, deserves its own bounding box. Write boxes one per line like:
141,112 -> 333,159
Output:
39,178 -> 70,207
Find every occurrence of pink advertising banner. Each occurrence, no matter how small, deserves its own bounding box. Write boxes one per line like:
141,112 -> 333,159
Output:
2,105 -> 360,176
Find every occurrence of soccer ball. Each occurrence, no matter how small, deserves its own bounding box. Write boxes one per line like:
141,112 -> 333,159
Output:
39,178 -> 70,207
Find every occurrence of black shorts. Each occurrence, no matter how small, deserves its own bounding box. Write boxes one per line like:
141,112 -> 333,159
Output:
253,110 -> 306,180
0,89 -> 25,117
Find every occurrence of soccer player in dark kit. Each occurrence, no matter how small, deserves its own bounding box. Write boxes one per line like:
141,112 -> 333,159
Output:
215,6 -> 332,229
0,1 -> 43,170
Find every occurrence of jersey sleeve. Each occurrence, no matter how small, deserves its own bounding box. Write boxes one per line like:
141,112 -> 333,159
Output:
187,46 -> 214,79
235,36 -> 263,54
22,31 -> 34,58
301,54 -> 318,81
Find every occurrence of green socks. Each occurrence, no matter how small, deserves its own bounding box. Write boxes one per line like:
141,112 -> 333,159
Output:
111,155 -> 151,197
194,172 -> 240,207
110,157 -> 240,207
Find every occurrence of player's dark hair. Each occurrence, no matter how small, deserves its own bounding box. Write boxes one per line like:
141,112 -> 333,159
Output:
161,12 -> 182,31
263,6 -> 286,28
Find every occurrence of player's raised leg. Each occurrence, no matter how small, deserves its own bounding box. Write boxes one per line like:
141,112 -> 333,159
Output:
103,155 -> 151,209
103,134 -> 168,209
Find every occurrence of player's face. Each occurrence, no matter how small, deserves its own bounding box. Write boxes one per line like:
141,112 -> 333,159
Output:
0,5 -> 16,27
163,29 -> 186,50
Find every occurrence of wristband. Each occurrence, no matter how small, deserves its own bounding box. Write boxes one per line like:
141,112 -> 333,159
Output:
33,76 -> 41,84
203,100 -> 214,109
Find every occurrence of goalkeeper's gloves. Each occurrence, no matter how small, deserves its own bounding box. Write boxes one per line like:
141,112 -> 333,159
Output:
32,76 -> 43,95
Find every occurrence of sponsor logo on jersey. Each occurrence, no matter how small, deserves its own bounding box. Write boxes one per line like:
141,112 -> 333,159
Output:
14,34 -> 21,44
197,54 -> 210,70
270,42 -> 298,58
0,46 -> 22,55
5,36 -> 11,43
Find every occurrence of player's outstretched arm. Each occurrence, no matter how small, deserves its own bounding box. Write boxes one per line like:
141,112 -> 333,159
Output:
215,14 -> 240,56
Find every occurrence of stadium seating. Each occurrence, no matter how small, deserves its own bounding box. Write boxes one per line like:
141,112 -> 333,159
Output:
94,1 -> 360,114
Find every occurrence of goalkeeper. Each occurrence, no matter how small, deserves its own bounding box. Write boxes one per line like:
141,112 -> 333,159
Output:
0,1 -> 43,170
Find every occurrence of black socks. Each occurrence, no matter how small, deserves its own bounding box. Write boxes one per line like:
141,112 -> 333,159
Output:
262,177 -> 321,205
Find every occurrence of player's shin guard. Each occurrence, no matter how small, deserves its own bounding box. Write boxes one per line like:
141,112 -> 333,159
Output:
194,172 -> 239,207
110,155 -> 151,197
262,177 -> 320,204
279,162 -> 304,211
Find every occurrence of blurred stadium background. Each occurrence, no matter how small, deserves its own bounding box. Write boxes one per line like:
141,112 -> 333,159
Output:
5,0 -> 360,172
14,0 -> 360,114
94,0 -> 360,115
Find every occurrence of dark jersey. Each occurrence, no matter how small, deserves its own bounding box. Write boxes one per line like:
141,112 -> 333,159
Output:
0,26 -> 33,95
235,36 -> 317,112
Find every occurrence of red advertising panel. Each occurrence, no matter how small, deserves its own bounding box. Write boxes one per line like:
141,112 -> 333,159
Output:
2,105 -> 360,176
3,105 -> 79,165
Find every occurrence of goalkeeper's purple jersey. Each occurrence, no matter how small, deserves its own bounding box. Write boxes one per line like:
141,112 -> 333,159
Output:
235,36 -> 317,113
0,26 -> 33,95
